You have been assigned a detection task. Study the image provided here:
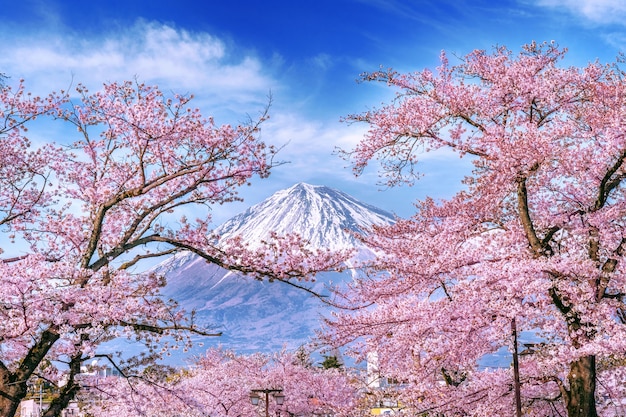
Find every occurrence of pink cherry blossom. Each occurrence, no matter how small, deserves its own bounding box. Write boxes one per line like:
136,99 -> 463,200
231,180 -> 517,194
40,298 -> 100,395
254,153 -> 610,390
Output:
327,41 -> 626,417
0,80 -> 349,417
83,348 -> 359,417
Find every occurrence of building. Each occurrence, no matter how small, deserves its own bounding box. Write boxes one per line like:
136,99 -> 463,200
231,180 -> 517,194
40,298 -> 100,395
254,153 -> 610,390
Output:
20,399 -> 42,417
19,399 -> 83,417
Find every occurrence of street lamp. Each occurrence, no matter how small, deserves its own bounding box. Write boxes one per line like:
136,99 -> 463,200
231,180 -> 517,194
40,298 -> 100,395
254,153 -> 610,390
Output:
250,389 -> 284,417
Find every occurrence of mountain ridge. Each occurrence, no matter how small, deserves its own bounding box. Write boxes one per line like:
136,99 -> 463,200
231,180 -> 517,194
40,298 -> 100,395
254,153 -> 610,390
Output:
215,182 -> 395,250
156,182 -> 395,358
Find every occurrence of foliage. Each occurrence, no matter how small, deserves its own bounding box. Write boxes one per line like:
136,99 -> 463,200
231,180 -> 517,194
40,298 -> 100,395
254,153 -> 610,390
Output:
321,355 -> 343,370
0,79 -> 349,417
326,42 -> 626,417
83,348 -> 360,416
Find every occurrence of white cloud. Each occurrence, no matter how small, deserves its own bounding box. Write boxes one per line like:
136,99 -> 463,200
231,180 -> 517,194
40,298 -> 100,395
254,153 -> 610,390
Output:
310,53 -> 334,71
258,111 -> 469,196
0,16 -> 430,220
535,0 -> 626,25
262,112 -> 362,177
0,20 -> 275,118
0,18 -> 378,210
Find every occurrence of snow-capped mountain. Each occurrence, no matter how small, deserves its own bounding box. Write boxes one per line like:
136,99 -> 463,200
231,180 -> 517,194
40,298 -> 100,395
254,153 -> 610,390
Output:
156,183 -> 395,360
216,182 -> 395,251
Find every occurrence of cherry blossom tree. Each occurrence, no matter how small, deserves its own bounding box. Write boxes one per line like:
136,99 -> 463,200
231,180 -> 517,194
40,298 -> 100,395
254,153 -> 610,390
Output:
325,42 -> 626,416
83,348 -> 360,417
0,80 -> 348,417
0,81 -> 63,231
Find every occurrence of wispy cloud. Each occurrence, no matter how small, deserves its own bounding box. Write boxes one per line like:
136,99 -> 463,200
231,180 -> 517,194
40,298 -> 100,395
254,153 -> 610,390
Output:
0,18 -> 376,215
263,112 -> 364,176
0,20 -> 275,117
534,0 -> 626,25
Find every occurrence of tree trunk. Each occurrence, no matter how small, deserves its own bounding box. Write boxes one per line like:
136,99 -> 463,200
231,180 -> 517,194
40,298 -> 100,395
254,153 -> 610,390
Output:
0,383 -> 25,417
566,355 -> 597,417
43,354 -> 82,417
0,329 -> 60,417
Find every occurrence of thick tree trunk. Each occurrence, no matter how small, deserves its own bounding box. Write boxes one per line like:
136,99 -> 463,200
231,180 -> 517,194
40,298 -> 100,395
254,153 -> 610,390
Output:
566,355 -> 597,417
0,384 -> 25,417
0,329 -> 60,417
43,354 -> 82,417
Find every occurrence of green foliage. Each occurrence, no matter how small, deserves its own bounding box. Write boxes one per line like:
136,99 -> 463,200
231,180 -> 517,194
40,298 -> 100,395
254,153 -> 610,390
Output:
320,355 -> 342,369
142,364 -> 180,383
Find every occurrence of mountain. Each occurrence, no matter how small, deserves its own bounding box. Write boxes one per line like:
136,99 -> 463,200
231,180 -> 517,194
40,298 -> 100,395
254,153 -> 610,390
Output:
215,182 -> 395,251
156,182 -> 395,361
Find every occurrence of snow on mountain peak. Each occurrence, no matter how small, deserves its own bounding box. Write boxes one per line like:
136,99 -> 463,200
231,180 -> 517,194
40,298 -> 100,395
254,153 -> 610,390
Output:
215,182 -> 395,251
147,183 -> 396,358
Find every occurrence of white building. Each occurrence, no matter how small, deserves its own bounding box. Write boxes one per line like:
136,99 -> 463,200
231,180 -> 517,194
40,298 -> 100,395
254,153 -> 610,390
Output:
19,399 -> 41,417
61,402 -> 82,416
19,399 -> 83,417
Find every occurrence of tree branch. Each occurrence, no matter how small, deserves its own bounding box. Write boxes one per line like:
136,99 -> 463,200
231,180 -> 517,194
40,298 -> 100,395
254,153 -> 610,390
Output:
594,149 -> 626,211
516,174 -> 544,256
118,320 -> 222,337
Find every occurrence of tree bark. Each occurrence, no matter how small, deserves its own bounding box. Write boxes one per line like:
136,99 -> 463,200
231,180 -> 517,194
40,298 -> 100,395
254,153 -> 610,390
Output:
0,384 -> 25,417
566,355 -> 597,417
43,354 -> 82,417
0,328 -> 60,417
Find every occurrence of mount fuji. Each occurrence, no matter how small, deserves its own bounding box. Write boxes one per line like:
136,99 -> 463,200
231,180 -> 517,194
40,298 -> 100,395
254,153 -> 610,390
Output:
156,182 -> 395,360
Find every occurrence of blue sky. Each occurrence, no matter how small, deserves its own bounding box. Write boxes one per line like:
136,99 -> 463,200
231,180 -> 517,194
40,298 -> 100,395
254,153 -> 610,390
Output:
1,0 -> 626,223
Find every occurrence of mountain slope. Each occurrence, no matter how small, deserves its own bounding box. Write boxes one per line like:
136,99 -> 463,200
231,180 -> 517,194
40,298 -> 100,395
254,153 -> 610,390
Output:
157,182 -> 395,358
216,182 -> 394,250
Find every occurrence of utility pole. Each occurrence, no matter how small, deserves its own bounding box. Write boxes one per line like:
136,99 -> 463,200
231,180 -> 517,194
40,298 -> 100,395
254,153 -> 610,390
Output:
512,318 -> 522,417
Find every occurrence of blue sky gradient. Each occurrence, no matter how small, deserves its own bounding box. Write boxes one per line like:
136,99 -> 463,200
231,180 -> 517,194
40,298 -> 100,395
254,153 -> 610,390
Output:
1,0 -> 626,223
